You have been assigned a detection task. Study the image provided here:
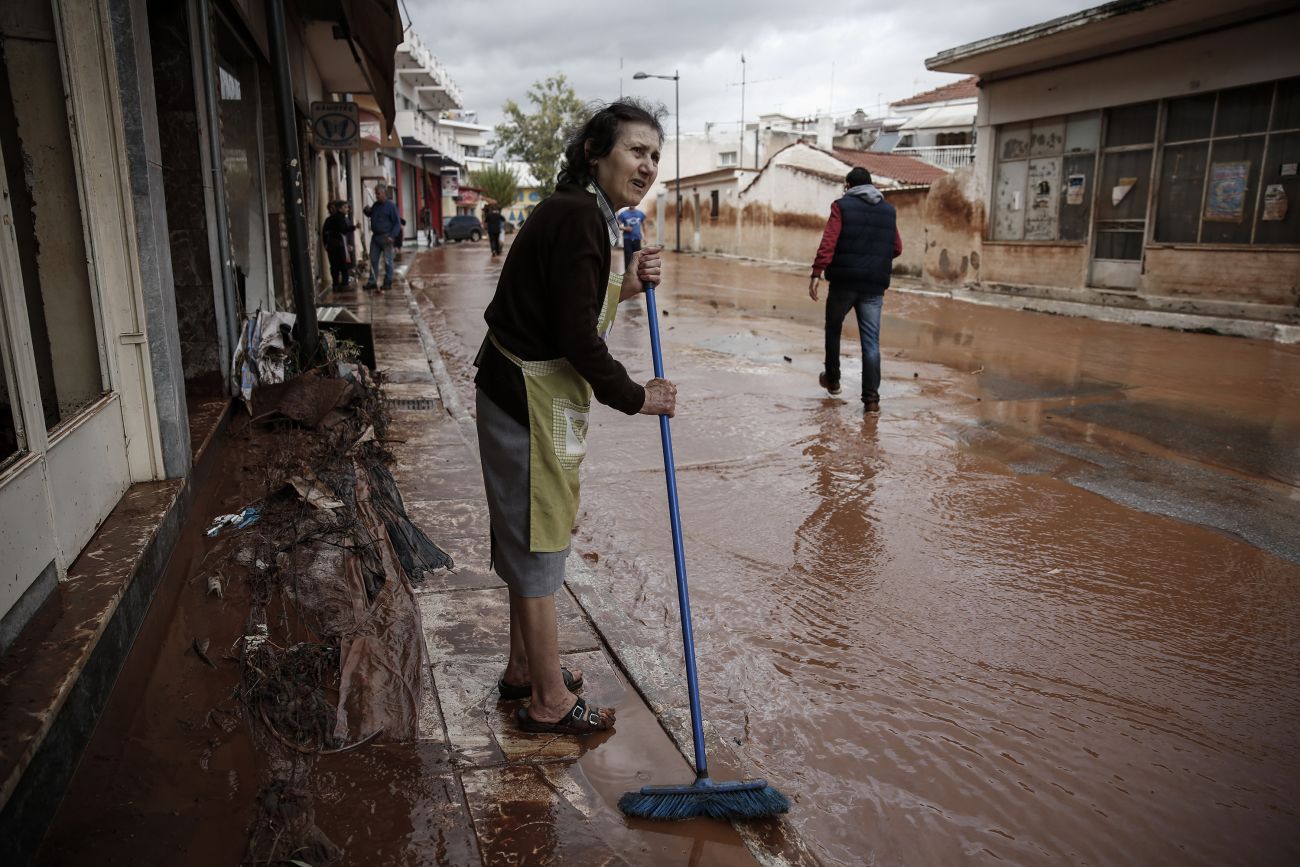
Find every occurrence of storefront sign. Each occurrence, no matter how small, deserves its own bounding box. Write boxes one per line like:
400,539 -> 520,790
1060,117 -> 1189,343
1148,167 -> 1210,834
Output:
1204,161 -> 1250,223
310,101 -> 359,150
441,173 -> 459,197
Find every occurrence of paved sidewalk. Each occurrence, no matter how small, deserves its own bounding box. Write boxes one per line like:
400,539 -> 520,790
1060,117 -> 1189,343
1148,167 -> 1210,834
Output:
322,262 -> 776,866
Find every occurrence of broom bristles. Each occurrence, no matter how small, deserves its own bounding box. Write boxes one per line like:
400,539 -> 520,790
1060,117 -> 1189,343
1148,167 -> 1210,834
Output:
618,779 -> 790,821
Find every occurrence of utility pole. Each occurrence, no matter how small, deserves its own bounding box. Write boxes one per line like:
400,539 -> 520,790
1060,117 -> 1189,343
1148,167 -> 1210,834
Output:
738,54 -> 745,169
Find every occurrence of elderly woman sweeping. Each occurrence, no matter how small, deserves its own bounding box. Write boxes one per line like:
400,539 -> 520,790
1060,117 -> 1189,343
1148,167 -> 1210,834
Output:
473,100 -> 675,735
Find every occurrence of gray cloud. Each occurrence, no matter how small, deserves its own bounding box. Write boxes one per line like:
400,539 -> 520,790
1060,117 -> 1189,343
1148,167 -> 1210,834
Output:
406,0 -> 1099,138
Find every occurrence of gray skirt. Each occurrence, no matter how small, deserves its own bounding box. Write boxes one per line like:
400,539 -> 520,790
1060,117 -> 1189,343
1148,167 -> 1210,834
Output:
475,388 -> 569,597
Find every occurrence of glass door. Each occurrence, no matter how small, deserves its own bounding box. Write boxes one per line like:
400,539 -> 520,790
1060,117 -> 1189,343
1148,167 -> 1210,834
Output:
1090,102 -> 1158,290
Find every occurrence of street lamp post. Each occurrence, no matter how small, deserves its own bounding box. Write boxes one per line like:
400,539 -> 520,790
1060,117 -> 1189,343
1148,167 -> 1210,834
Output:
633,69 -> 681,253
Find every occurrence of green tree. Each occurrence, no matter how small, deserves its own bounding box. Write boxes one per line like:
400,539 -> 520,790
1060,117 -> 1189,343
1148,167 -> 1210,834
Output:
469,163 -> 520,210
495,74 -> 586,199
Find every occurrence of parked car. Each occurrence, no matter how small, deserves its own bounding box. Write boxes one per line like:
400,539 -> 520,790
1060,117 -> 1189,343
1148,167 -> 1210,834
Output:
443,215 -> 482,242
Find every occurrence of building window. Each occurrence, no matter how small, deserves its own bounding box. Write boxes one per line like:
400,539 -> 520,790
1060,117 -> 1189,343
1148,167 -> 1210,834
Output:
528,191 -> 539,202
710,189 -> 720,219
992,113 -> 1099,242
1154,77 -> 1300,246
991,77 -> 1300,249
719,151 -> 737,167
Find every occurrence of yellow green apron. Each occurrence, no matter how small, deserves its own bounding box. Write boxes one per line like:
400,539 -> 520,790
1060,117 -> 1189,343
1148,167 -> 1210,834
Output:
489,265 -> 623,551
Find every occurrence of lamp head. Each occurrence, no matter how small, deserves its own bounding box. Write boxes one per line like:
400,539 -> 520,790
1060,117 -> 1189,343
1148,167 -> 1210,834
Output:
632,72 -> 649,80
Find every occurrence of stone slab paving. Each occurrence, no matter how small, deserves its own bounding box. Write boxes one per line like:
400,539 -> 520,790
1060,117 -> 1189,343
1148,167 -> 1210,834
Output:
315,261 -> 785,865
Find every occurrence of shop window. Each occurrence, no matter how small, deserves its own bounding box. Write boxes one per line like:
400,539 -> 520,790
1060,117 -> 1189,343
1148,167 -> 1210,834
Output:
1154,77 -> 1300,246
1103,101 -> 1157,148
993,113 -> 1098,242
0,5 -> 106,431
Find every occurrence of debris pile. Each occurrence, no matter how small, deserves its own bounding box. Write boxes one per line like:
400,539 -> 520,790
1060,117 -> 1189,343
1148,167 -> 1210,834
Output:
194,336 -> 452,864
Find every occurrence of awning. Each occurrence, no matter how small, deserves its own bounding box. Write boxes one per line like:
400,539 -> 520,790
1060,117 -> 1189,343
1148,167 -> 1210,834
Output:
354,95 -> 401,150
899,103 -> 977,130
340,0 -> 403,127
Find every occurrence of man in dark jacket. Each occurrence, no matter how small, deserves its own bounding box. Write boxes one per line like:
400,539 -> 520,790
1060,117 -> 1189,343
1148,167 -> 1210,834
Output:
809,167 -> 902,414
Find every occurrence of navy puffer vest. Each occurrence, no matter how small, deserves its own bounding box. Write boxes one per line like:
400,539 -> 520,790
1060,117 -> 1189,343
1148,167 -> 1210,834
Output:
825,192 -> 896,294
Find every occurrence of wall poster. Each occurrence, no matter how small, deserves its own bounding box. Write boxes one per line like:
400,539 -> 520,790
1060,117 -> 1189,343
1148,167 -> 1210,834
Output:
1203,161 -> 1250,223
1066,174 -> 1086,205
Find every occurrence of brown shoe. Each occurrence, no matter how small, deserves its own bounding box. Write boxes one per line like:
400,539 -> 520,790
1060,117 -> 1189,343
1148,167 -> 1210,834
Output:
818,372 -> 841,395
864,399 -> 880,414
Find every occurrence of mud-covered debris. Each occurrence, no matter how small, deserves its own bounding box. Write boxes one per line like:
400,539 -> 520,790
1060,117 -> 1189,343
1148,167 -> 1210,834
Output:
207,572 -> 224,599
287,471 -> 345,510
193,637 -> 217,668
366,462 -> 453,580
783,355 -> 792,363
251,373 -> 352,429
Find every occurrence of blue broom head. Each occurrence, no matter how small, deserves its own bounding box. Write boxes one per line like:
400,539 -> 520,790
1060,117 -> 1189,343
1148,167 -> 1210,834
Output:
618,777 -> 791,821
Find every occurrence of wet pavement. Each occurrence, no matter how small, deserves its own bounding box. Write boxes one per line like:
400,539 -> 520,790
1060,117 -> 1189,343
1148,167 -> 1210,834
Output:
411,241 -> 1300,865
37,256 -> 768,866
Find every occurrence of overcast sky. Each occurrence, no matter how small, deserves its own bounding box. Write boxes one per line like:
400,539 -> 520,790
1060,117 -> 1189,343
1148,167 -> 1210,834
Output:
406,0 -> 1100,138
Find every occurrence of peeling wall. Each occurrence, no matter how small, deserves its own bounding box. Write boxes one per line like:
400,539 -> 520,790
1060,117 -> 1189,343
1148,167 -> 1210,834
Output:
923,167 -> 984,289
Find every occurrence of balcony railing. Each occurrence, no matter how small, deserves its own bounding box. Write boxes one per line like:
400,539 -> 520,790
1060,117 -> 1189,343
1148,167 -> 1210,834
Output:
893,144 -> 975,171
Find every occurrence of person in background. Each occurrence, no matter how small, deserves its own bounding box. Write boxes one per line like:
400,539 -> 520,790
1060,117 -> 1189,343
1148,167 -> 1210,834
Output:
485,205 -> 506,257
362,182 -> 401,292
617,203 -> 646,272
808,166 -> 902,414
473,100 -> 673,736
321,200 -> 356,289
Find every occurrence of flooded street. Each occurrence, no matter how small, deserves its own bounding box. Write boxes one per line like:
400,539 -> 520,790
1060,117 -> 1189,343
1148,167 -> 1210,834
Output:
414,242 -> 1300,865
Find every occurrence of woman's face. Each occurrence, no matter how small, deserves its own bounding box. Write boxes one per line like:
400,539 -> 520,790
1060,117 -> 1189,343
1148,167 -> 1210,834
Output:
591,122 -> 661,210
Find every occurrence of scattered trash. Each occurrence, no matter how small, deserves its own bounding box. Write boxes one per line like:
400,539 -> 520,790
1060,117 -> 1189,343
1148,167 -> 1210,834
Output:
288,471 -> 345,510
207,572 -> 224,599
971,366 -> 985,375
193,637 -> 217,668
234,310 -> 297,402
661,308 -> 669,316
913,372 -> 919,378
206,507 -> 261,536
783,356 -> 792,363
1047,568 -> 1062,575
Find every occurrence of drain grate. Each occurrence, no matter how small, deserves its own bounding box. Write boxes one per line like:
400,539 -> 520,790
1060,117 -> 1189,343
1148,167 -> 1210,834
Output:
387,397 -> 440,411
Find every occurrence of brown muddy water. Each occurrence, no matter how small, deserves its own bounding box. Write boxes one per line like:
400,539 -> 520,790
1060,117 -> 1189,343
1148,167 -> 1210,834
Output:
415,244 -> 1300,866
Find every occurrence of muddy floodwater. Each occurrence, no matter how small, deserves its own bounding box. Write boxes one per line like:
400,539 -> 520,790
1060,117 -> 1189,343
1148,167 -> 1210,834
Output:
416,244 -> 1300,865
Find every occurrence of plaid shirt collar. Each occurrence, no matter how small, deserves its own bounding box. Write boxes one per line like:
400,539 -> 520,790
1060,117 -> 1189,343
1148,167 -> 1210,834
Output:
587,181 -> 621,246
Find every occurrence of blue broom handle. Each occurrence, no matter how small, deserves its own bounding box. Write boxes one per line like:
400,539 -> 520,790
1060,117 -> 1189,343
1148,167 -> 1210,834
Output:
643,283 -> 709,778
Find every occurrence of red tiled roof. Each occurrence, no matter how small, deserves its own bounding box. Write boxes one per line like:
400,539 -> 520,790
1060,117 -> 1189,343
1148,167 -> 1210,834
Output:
832,148 -> 949,186
891,76 -> 979,108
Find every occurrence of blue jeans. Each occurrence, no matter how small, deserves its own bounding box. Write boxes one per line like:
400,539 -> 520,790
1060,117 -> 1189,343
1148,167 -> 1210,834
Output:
369,236 -> 394,286
824,289 -> 883,403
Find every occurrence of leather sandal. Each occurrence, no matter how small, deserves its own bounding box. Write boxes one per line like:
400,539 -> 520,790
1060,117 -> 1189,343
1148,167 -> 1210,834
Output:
497,666 -> 583,701
515,697 -> 614,735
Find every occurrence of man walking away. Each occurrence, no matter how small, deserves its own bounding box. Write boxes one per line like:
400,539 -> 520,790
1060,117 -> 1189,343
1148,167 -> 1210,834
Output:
485,206 -> 505,257
363,182 -> 401,292
617,204 -> 646,272
808,167 -> 902,414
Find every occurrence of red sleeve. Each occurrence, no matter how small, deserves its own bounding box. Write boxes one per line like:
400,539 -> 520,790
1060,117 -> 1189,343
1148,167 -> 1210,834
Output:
811,202 -> 842,277
893,228 -> 903,259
